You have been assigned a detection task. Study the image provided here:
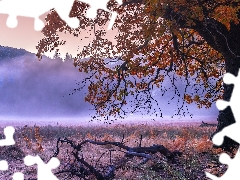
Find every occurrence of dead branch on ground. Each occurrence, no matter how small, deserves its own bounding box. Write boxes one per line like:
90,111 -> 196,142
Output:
199,121 -> 217,127
52,136 -> 182,180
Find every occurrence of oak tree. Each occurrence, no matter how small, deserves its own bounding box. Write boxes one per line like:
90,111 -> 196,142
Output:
36,0 -> 240,151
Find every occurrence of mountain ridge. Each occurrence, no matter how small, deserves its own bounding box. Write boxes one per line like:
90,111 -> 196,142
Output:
0,45 -> 31,59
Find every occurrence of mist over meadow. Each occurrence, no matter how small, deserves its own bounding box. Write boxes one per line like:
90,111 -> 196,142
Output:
0,46 -> 219,125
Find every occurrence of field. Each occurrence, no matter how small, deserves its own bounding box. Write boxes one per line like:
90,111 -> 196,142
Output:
0,121 -> 234,179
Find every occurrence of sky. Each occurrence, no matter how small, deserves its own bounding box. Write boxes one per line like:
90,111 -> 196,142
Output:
0,13 -> 116,59
0,12 -> 219,125
0,12 -> 86,58
0,14 -> 46,54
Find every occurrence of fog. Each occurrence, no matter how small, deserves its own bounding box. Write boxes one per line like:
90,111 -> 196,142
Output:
0,46 -> 219,125
0,48 -> 92,119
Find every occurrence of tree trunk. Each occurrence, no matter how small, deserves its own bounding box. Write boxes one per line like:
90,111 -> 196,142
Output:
193,20 -> 240,152
212,54 -> 240,152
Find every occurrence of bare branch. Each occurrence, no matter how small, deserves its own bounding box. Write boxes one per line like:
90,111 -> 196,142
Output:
53,137 -> 182,179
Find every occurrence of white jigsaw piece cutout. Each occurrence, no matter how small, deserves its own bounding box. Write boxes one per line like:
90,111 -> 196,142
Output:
12,172 -> 24,180
212,70 -> 240,146
206,69 -> 240,179
0,126 -> 15,171
206,149 -> 240,179
0,0 -> 122,31
23,155 -> 60,180
0,126 -> 15,146
80,0 -> 122,30
0,160 -> 8,171
0,127 -> 60,180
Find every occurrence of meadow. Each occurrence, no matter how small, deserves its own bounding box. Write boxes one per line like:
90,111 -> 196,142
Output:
0,121 -> 233,179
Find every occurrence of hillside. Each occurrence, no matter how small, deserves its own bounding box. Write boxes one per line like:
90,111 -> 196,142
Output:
0,45 -> 30,59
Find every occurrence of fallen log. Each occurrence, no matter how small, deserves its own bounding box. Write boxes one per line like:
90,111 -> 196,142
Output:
199,121 -> 217,127
53,137 -> 182,180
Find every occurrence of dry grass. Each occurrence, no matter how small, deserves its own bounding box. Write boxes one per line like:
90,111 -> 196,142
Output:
0,122 -> 234,179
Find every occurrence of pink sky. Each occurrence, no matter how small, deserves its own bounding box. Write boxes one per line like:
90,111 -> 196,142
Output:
0,12 -> 116,58
0,14 -> 45,53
